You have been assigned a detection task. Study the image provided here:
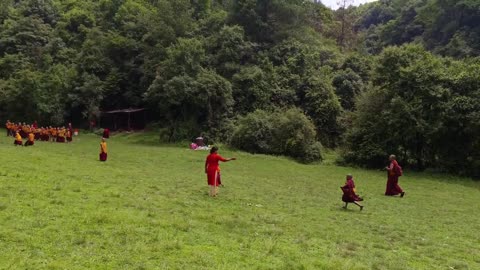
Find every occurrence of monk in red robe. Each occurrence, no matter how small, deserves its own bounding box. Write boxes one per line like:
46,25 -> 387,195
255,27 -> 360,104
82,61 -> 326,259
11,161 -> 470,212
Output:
99,138 -> 108,162
103,128 -> 110,139
34,128 -> 41,140
67,123 -> 73,142
341,174 -> 364,210
66,129 -> 72,143
21,124 -> 28,138
205,147 -> 236,197
385,155 -> 405,197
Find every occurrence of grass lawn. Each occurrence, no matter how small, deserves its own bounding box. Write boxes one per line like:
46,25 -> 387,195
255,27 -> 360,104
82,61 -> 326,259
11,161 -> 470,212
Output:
0,132 -> 479,270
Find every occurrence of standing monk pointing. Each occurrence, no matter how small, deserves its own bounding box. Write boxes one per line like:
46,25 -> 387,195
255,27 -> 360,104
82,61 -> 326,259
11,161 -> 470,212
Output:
205,147 -> 236,197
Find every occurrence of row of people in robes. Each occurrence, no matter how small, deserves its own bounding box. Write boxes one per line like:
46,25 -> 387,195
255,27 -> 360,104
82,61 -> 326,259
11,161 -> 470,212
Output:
6,121 -> 74,143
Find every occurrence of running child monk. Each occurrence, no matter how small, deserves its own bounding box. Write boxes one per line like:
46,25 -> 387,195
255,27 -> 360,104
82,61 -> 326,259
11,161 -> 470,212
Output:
205,147 -> 236,197
99,138 -> 108,162
14,131 -> 23,146
341,174 -> 364,211
24,131 -> 35,146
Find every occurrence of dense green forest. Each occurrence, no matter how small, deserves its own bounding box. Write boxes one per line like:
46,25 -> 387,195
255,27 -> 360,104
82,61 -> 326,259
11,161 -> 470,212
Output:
0,0 -> 479,176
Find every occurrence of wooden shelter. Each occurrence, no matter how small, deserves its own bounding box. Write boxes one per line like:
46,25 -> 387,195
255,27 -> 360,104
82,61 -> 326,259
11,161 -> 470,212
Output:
99,108 -> 146,131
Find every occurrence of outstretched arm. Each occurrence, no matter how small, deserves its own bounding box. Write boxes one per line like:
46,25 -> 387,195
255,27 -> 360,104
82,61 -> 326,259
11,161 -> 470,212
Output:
219,156 -> 236,162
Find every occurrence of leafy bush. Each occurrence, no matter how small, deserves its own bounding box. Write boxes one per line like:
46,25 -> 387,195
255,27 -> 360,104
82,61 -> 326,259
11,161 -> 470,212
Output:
231,109 -> 322,163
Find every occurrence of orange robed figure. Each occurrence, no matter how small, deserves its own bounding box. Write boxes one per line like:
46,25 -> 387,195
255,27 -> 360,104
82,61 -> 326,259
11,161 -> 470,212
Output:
24,132 -> 35,146
50,127 -> 57,142
100,138 -> 108,161
14,131 -> 23,146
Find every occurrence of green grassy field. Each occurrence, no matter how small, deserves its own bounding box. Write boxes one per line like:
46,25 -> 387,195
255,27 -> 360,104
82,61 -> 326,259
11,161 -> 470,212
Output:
0,132 -> 479,270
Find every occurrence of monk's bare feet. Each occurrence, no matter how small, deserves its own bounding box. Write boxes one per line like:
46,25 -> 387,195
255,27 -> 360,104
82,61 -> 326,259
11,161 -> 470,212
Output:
360,206 -> 364,211
401,192 -> 405,198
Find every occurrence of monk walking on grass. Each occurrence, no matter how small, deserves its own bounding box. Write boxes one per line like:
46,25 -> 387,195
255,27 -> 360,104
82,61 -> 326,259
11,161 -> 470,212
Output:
205,147 -> 235,197
385,155 -> 405,197
100,138 -> 108,162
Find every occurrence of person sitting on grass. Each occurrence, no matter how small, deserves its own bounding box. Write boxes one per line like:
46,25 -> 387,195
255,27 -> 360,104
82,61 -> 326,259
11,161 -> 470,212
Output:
24,131 -> 35,146
341,174 -> 364,211
205,147 -> 235,197
99,138 -> 108,162
14,130 -> 23,146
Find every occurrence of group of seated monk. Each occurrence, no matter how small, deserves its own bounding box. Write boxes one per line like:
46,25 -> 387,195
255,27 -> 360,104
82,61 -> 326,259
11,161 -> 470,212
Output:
6,120 -> 74,146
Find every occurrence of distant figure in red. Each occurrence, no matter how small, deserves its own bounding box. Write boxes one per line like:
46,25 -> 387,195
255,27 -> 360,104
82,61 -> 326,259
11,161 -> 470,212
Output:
205,147 -> 236,197
67,123 -> 73,142
385,155 -> 405,197
32,121 -> 38,129
341,174 -> 364,211
103,128 -> 110,139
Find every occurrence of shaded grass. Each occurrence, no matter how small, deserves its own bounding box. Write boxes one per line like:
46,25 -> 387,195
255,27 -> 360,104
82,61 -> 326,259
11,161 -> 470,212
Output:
0,133 -> 479,269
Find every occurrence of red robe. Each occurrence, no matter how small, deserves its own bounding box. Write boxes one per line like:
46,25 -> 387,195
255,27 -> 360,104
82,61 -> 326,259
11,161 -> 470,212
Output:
205,153 -> 226,186
103,128 -> 110,139
385,160 -> 403,196
341,178 -> 361,202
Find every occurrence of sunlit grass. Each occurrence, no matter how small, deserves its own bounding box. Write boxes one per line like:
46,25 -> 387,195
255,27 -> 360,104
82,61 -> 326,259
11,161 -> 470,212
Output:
0,132 -> 479,269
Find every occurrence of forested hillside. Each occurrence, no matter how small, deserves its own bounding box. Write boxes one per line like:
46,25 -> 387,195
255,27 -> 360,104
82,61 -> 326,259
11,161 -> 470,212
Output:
0,0 -> 479,176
